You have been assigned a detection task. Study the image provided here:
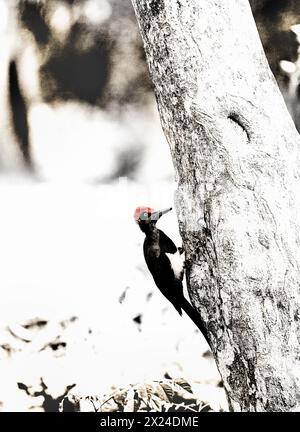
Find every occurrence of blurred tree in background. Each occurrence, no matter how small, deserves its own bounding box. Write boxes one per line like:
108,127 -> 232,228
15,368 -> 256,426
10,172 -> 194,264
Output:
18,0 -> 152,108
2,0 -> 300,175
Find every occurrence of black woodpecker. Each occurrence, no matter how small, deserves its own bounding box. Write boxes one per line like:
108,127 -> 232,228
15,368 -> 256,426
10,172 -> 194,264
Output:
134,206 -> 209,344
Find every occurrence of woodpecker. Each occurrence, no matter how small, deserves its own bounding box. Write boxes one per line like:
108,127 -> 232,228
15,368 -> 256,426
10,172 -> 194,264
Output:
134,206 -> 209,343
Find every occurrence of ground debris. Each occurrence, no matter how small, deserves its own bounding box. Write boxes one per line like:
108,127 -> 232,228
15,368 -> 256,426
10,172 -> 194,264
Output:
60,379 -> 216,412
18,378 -> 76,412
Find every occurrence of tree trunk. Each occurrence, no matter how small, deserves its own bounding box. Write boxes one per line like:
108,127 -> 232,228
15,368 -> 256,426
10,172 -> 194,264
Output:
131,0 -> 300,412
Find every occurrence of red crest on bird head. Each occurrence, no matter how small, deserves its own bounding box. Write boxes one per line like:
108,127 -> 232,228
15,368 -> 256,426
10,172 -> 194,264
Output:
134,206 -> 154,222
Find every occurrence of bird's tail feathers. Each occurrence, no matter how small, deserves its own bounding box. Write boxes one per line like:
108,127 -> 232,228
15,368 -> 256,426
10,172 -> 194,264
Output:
181,297 -> 210,345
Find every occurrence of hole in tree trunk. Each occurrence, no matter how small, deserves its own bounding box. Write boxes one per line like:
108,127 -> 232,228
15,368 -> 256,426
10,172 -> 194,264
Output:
227,113 -> 250,142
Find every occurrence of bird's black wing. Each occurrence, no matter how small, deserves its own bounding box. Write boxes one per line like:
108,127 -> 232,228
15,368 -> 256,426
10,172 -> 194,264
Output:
157,229 -> 178,254
143,229 -> 184,315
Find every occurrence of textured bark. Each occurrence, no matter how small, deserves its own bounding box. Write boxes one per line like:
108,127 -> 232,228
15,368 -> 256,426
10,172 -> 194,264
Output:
131,0 -> 300,412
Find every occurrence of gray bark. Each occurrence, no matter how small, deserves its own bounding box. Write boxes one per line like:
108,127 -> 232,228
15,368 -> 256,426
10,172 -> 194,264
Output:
131,0 -> 300,412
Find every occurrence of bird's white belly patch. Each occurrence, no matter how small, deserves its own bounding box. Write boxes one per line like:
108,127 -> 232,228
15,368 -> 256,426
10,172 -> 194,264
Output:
166,251 -> 184,279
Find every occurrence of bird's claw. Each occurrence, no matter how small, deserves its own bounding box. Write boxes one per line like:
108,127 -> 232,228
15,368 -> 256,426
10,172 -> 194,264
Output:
183,258 -> 192,269
178,246 -> 185,255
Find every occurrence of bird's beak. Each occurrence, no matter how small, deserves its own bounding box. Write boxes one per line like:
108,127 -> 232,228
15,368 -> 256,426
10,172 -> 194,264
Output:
150,207 -> 172,221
